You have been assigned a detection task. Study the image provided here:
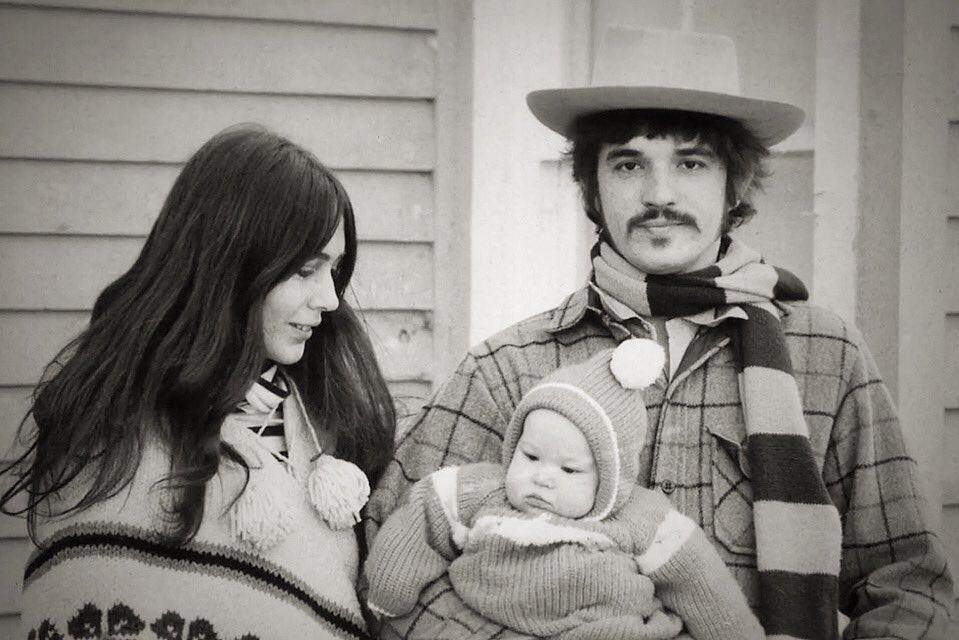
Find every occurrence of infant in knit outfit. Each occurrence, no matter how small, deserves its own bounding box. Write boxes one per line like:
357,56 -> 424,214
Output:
366,339 -> 764,640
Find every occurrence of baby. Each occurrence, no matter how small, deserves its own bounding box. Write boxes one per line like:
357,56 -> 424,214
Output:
366,339 -> 764,640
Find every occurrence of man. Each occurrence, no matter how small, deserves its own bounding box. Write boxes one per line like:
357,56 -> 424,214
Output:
366,26 -> 954,639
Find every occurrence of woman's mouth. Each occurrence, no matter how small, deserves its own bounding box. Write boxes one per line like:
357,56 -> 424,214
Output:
291,323 -> 314,334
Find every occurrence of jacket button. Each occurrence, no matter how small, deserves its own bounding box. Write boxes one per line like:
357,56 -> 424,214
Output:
660,479 -> 675,494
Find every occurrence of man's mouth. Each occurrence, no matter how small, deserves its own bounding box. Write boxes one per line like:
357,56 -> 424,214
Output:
639,219 -> 685,228
628,208 -> 698,233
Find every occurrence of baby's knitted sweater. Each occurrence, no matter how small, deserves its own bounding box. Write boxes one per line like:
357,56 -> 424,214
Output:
367,463 -> 763,640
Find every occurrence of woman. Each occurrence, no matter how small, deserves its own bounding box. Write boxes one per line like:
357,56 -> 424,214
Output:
1,124 -> 395,640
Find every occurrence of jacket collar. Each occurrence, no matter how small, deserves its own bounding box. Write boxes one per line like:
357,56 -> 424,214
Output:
544,286 -> 596,334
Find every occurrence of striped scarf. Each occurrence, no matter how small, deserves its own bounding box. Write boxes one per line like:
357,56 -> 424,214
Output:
237,365 -> 290,458
593,237 -> 841,639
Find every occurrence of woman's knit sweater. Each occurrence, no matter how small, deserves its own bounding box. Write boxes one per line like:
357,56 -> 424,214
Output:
21,383 -> 370,640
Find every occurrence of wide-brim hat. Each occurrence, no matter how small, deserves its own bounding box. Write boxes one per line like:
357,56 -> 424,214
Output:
527,26 -> 804,145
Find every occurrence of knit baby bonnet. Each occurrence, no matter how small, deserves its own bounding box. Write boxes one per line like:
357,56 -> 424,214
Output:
501,339 -> 664,521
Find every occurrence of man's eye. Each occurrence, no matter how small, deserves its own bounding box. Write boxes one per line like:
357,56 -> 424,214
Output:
680,159 -> 705,170
617,161 -> 641,172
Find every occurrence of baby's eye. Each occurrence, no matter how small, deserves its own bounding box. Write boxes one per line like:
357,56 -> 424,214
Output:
561,466 -> 579,474
524,452 -> 539,462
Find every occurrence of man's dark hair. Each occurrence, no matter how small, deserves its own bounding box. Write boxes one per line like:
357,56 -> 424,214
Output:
567,109 -> 770,234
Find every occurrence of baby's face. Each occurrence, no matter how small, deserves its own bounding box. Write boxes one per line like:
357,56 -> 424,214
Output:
505,409 -> 599,519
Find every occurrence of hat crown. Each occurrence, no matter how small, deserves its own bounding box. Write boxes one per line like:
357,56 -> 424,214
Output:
592,26 -> 742,96
526,26 -> 804,144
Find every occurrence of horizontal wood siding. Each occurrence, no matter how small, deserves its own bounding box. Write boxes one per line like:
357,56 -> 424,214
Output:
0,6 -> 435,97
0,237 -> 433,310
944,27 -> 958,625
0,84 -> 433,170
0,309 -> 433,387
0,0 -> 451,626
0,160 -> 434,241
9,0 -> 439,28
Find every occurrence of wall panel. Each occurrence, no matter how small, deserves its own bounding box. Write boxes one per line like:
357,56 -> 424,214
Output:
0,539 -> 29,614
947,218 -> 959,314
0,84 -> 433,170
0,237 -> 433,311
0,388 -> 32,456
0,308 -> 431,387
0,0 -> 465,627
945,409 -> 959,506
0,6 -> 435,98
10,0 -> 439,28
0,160 -> 434,241
732,152 -> 814,288
947,315 -> 959,409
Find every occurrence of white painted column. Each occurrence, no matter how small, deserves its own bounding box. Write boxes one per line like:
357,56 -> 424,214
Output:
898,0 -> 951,529
469,0 -> 591,344
812,1 -> 861,324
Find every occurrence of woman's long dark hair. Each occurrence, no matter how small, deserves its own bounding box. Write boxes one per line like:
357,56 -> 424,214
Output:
0,124 -> 396,544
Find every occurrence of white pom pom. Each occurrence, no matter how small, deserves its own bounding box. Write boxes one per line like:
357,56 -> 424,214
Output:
307,455 -> 371,530
609,338 -> 665,389
229,461 -> 299,551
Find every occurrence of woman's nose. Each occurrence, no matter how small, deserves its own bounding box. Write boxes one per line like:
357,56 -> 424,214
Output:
308,270 -> 340,312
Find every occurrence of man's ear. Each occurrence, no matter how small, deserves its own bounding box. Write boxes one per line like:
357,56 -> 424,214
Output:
729,168 -> 756,210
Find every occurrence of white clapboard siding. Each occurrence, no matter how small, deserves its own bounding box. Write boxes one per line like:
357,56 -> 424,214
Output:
946,409 -> 959,505
0,160 -> 434,242
0,83 -> 434,171
734,152 -> 814,287
0,6 -> 435,98
0,237 -> 433,311
0,615 -> 16,639
948,218 -> 959,314
9,0 -> 439,29
0,84 -> 433,171
0,539 -> 29,615
0,309 -> 433,387
0,2 -> 471,629
0,387 -> 32,456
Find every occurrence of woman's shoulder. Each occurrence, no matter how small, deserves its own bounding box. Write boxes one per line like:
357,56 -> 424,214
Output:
33,437 -> 174,542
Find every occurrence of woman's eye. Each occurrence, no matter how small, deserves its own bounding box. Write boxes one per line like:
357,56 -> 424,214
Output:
296,266 -> 316,278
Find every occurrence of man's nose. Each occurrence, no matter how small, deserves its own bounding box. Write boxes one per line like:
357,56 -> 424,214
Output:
641,166 -> 676,208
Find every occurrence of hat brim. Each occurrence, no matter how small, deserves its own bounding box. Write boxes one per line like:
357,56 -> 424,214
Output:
527,86 -> 804,146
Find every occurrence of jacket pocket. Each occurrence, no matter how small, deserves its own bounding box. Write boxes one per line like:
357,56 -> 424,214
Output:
710,430 -> 756,557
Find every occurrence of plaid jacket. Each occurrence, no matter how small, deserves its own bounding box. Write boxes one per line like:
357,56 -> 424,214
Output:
366,287 -> 954,639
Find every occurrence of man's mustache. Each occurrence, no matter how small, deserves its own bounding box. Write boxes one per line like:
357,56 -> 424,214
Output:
626,207 -> 699,232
